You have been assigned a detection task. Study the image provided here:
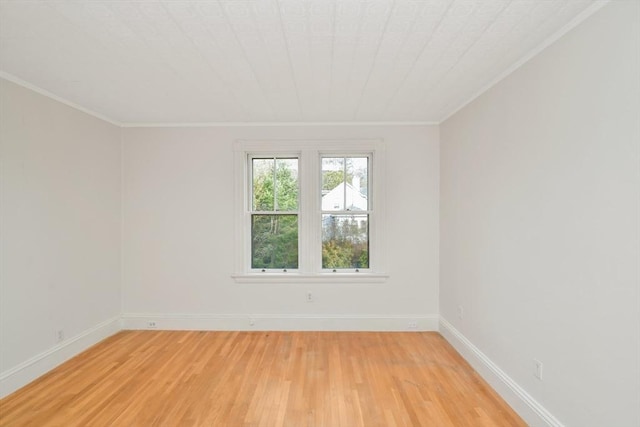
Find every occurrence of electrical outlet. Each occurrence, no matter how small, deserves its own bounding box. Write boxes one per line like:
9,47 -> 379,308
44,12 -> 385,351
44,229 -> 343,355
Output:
249,318 -> 255,326
457,305 -> 464,320
306,291 -> 313,302
56,329 -> 64,343
534,359 -> 543,380
408,321 -> 418,329
147,321 -> 157,329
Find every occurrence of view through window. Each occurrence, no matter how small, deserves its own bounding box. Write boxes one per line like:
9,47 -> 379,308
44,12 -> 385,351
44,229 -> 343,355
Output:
240,144 -> 380,276
321,156 -> 370,269
250,157 -> 299,270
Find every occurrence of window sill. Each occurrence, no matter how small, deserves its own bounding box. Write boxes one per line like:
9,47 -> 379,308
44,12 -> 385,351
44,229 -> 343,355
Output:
231,273 -> 389,284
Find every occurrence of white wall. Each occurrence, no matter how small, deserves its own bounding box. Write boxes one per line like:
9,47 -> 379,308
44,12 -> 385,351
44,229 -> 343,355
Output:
0,79 -> 122,397
122,125 -> 439,330
440,2 -> 639,427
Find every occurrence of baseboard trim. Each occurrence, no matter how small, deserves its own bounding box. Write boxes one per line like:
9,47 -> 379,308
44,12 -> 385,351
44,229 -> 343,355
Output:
0,316 -> 121,399
122,313 -> 439,332
439,317 -> 564,427
0,314 -> 439,399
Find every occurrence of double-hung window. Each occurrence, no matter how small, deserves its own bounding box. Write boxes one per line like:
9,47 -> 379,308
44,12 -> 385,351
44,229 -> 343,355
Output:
321,155 -> 370,271
234,140 -> 386,282
250,156 -> 299,271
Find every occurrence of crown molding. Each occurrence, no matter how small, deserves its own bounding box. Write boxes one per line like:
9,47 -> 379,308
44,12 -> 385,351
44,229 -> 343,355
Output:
0,74 -> 437,128
0,71 -> 122,127
438,0 -> 611,124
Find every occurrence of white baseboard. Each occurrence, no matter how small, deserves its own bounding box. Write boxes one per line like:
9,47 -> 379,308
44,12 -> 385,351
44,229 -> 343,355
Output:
122,313 -> 440,332
0,313 -> 438,399
0,316 -> 121,399
439,317 -> 564,427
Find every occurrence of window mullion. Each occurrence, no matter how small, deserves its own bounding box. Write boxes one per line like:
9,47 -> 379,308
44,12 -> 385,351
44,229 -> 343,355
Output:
344,157 -> 348,211
272,157 -> 277,211
299,149 -> 315,273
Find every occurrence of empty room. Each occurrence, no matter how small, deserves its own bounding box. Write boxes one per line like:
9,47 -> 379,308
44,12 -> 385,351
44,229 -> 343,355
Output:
1,0 -> 638,426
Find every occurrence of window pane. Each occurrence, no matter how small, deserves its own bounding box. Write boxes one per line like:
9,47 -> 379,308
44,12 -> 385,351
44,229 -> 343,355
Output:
252,158 -> 274,211
321,157 -> 368,211
252,214 -> 298,269
275,158 -> 298,211
322,214 -> 369,269
346,157 -> 368,210
253,158 -> 298,212
322,157 -> 344,211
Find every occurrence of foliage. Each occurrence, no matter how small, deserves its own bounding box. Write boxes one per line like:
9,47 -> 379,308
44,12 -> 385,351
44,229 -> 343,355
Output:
253,159 -> 298,211
321,215 -> 369,269
322,169 -> 350,192
252,215 -> 298,269
322,240 -> 353,269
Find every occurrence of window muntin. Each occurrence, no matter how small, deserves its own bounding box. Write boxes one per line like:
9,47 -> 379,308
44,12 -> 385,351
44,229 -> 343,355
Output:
321,156 -> 371,270
250,156 -> 299,270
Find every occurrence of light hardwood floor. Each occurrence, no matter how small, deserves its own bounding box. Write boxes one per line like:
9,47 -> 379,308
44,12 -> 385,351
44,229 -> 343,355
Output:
0,331 -> 526,426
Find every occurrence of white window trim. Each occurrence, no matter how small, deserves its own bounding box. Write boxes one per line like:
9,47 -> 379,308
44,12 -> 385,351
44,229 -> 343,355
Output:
318,152 -> 373,274
233,139 -> 388,283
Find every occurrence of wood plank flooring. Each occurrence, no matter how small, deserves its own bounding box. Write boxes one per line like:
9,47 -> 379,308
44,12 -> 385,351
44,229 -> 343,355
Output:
0,331 -> 526,426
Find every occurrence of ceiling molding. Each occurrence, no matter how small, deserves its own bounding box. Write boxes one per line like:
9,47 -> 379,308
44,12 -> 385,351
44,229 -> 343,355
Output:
1,71 -> 434,128
0,71 -> 122,127
438,0 -> 611,124
121,121 -> 438,128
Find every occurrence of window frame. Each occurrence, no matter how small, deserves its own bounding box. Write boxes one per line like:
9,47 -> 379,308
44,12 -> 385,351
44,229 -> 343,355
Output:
319,153 -> 373,273
233,139 -> 388,283
248,154 -> 301,273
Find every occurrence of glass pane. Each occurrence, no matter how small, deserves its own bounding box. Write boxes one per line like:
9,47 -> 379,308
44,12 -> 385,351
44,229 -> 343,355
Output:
252,214 -> 298,269
321,157 -> 345,211
322,214 -> 369,269
252,158 -> 274,211
321,157 -> 368,211
346,157 -> 368,210
275,158 -> 298,211
253,158 -> 298,212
